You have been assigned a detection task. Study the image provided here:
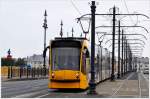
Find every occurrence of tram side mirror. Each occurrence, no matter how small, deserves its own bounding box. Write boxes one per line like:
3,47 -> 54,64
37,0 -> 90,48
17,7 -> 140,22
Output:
86,50 -> 90,58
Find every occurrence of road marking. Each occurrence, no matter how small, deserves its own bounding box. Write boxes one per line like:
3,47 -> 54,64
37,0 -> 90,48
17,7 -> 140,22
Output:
13,89 -> 48,98
112,73 -> 134,96
13,91 -> 40,98
36,93 -> 50,98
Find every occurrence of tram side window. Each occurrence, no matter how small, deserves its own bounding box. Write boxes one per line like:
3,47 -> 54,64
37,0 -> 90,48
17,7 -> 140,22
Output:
86,50 -> 90,74
81,49 -> 89,74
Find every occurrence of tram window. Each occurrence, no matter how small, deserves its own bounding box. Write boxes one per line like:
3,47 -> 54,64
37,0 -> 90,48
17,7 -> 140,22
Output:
52,47 -> 80,70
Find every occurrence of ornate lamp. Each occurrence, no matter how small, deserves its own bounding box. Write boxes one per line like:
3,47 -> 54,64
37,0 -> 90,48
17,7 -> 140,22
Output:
77,17 -> 91,38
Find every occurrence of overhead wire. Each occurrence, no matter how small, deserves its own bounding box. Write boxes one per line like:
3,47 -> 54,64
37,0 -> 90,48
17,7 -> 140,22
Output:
121,0 -> 138,25
70,0 -> 82,15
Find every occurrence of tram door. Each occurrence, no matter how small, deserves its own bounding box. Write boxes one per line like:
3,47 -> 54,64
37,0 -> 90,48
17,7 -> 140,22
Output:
81,48 -> 90,82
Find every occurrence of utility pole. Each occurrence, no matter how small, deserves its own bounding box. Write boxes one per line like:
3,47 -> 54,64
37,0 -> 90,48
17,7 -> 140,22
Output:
117,20 -> 120,78
129,47 -> 132,72
100,41 -> 102,82
126,40 -> 128,73
111,6 -> 116,81
130,48 -> 132,72
121,29 -> 124,77
88,1 -> 97,95
124,37 -> 126,75
43,10 -> 48,76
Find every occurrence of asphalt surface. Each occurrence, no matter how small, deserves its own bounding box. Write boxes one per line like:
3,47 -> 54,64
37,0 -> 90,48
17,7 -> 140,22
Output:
1,79 -> 87,98
1,72 -> 149,98
1,79 -> 49,98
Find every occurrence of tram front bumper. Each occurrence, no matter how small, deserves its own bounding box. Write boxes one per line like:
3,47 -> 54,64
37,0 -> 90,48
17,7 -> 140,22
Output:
48,80 -> 80,89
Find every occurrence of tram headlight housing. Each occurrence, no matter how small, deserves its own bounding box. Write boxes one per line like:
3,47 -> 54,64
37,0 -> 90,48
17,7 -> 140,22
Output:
51,72 -> 55,78
75,72 -> 80,79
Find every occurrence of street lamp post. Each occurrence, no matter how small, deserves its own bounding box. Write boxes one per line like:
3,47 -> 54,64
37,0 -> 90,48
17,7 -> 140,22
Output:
43,10 -> 48,76
117,20 -> 121,78
88,1 -> 97,95
129,46 -> 132,72
76,3 -> 149,95
111,6 -> 116,81
7,49 -> 13,79
123,36 -> 126,75
121,29 -> 124,77
126,41 -> 128,73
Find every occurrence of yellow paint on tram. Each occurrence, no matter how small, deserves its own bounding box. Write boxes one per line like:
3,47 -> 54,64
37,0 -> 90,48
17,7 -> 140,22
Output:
48,38 -> 89,89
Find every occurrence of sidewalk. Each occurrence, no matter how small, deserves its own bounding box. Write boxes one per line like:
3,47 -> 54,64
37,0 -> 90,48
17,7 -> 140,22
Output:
95,72 -> 149,98
65,72 -> 148,98
41,72 -> 149,98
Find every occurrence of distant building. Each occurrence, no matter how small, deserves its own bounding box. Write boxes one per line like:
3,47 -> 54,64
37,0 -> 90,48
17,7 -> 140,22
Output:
137,57 -> 149,71
24,54 -> 48,68
142,57 -> 149,65
141,57 -> 149,69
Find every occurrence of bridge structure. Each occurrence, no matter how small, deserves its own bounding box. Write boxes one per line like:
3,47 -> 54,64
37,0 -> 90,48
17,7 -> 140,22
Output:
1,1 -> 149,98
76,0 -> 149,95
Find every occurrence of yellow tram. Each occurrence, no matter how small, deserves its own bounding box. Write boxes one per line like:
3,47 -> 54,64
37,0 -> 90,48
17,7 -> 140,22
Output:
46,37 -> 112,89
48,37 -> 90,89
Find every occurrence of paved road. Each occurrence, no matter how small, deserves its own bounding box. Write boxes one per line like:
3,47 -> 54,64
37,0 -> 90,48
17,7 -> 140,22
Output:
1,79 -> 49,98
1,79 -> 86,98
1,72 -> 149,98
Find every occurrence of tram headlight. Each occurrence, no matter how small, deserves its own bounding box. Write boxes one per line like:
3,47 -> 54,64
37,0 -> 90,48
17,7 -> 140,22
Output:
75,72 -> 80,79
51,72 -> 55,78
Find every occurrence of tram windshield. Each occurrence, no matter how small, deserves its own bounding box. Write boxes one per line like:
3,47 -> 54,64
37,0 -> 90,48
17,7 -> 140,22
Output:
52,47 -> 80,70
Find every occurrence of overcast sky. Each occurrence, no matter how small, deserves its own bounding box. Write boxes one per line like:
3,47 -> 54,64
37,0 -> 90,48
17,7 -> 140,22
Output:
0,0 -> 150,59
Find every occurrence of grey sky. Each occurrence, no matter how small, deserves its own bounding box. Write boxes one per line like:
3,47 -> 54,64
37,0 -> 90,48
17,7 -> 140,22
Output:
0,0 -> 150,59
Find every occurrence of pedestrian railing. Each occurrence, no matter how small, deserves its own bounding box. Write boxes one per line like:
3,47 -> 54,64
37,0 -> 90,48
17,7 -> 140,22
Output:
1,66 -> 49,80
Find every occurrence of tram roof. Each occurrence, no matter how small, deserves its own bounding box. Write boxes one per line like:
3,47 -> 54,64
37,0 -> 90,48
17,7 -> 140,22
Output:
54,37 -> 87,42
